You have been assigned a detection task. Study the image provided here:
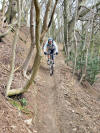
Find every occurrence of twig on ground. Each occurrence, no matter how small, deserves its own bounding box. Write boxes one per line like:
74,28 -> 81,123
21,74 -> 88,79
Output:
0,62 -> 10,72
0,110 -> 4,118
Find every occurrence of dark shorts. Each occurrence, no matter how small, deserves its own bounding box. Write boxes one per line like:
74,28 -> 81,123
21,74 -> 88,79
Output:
48,49 -> 55,60
48,49 -> 55,54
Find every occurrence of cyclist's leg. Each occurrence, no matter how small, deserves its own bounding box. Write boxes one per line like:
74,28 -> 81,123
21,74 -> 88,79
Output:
47,55 -> 50,65
47,50 -> 50,65
51,49 -> 55,64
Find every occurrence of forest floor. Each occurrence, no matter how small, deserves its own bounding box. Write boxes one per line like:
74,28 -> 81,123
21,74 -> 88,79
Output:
0,27 -> 100,133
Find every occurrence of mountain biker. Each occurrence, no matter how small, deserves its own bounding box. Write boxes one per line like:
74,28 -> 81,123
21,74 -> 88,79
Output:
43,38 -> 58,64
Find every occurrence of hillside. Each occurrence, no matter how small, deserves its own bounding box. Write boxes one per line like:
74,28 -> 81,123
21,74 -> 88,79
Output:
0,27 -> 100,133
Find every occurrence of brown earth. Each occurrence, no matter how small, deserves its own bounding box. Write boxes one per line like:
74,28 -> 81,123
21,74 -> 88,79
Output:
0,27 -> 100,133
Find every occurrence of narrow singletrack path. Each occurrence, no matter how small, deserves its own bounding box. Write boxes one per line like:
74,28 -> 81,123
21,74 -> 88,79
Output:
33,44 -> 100,133
35,59 -> 60,133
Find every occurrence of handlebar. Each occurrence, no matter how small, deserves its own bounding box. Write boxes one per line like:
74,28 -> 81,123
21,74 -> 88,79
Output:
45,52 -> 56,55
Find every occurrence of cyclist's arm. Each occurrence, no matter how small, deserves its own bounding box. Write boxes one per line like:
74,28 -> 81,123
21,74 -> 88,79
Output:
54,42 -> 58,53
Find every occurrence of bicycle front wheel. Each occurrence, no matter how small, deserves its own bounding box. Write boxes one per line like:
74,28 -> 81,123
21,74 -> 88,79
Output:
50,64 -> 53,76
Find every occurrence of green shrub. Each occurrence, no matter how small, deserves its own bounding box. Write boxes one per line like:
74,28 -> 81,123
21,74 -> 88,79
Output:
19,98 -> 27,106
68,51 -> 100,85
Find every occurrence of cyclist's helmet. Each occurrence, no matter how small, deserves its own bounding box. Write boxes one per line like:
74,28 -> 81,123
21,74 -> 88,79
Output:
48,38 -> 53,44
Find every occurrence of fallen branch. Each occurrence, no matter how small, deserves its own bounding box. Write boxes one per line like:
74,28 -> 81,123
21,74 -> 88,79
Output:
0,62 -> 10,72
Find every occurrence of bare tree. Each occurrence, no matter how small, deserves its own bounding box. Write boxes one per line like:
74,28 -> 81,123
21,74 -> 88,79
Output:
62,0 -> 100,84
6,0 -> 21,96
5,0 -> 17,24
73,0 -> 80,74
22,0 -> 52,78
22,0 -> 58,78
1,0 -> 6,27
80,9 -> 95,83
6,0 -> 59,96
6,0 -> 42,96
63,0 -> 69,56
40,0 -> 59,41
41,0 -> 52,33
22,0 -> 35,79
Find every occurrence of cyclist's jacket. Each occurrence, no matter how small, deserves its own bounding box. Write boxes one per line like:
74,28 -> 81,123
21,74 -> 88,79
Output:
43,41 -> 58,54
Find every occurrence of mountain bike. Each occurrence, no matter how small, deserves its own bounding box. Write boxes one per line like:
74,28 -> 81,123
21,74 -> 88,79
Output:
47,53 -> 55,76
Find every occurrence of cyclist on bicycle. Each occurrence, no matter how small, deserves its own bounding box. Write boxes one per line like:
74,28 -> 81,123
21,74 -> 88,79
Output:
43,38 -> 58,64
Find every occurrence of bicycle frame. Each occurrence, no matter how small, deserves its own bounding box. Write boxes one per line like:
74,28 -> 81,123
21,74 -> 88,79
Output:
49,54 -> 54,76
47,53 -> 54,76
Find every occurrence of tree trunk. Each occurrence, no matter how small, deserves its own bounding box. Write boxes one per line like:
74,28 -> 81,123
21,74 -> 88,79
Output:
80,9 -> 95,83
1,0 -> 6,27
63,0 -> 69,56
5,0 -> 17,24
6,0 -> 21,96
41,0 -> 52,33
7,0 -> 42,97
22,0 -> 35,78
73,0 -> 79,75
51,17 -> 55,39
40,0 -> 58,43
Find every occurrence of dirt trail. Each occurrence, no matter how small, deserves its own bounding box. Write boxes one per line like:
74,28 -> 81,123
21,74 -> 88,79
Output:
33,44 -> 100,133
35,57 -> 60,133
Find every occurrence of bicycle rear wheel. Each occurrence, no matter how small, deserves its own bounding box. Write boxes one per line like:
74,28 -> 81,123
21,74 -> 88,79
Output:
50,64 -> 53,76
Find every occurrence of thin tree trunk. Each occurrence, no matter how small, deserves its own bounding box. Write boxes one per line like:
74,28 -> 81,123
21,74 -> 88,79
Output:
63,0 -> 68,56
6,0 -> 21,96
2,0 -> 6,27
80,9 -> 95,83
22,0 -> 35,78
51,17 -> 56,39
1,0 -> 5,12
7,0 -> 42,97
5,0 -> 17,24
40,0 -> 59,42
41,0 -> 52,33
90,17 -> 95,56
73,0 -> 79,75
